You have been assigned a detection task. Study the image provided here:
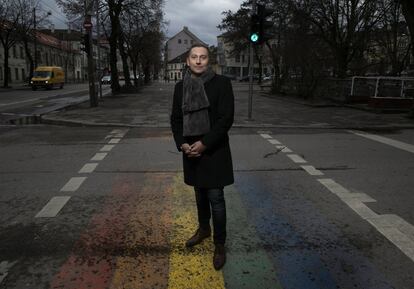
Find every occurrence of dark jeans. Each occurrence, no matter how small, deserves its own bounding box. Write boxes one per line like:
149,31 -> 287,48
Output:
194,187 -> 226,245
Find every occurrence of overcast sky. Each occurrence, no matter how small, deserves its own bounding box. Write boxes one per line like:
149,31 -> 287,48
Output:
44,0 -> 243,46
163,0 -> 243,46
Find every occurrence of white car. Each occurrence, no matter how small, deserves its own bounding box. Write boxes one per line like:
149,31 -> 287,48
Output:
101,75 -> 111,84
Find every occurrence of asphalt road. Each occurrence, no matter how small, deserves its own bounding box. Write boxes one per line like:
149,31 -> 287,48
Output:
0,123 -> 413,288
0,83 -> 111,124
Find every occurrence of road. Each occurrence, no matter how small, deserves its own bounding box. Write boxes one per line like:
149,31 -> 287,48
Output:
0,83 -> 111,124
0,113 -> 413,288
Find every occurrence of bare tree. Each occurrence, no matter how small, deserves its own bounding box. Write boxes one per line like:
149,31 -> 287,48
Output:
292,0 -> 385,78
399,0 -> 414,66
57,0 -> 164,93
15,0 -> 51,82
374,0 -> 411,75
0,1 -> 21,87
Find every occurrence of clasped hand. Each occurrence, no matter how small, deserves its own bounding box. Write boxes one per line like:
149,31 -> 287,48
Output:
181,141 -> 206,158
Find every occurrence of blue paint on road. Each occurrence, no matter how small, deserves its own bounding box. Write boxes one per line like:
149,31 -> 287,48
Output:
234,172 -> 394,289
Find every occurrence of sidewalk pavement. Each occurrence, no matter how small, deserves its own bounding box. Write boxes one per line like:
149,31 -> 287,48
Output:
41,81 -> 414,130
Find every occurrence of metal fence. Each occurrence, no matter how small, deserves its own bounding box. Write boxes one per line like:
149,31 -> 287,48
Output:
350,76 -> 414,98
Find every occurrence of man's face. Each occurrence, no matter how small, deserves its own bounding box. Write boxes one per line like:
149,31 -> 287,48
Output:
186,47 -> 209,75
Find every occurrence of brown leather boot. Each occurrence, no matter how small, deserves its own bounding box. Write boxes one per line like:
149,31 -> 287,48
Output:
185,227 -> 211,247
213,244 -> 226,270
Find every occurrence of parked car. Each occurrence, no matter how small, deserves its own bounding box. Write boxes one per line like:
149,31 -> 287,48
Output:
101,75 -> 111,84
263,75 -> 273,81
238,75 -> 259,82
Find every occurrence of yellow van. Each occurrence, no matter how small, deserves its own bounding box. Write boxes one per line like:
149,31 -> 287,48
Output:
31,66 -> 65,90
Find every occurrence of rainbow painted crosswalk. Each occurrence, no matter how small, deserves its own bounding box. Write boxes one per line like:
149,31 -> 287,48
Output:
48,172 -> 393,289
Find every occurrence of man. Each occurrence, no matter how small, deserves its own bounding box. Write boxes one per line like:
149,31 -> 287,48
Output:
170,43 -> 234,270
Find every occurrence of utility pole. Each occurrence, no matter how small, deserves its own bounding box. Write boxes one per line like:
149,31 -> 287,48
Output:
248,0 -> 256,120
84,0 -> 97,107
33,8 -> 37,68
96,0 -> 102,99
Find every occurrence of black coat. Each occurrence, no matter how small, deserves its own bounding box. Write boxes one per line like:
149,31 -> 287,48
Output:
171,74 -> 234,188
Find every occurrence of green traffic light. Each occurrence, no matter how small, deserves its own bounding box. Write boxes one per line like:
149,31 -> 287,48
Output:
250,33 -> 259,43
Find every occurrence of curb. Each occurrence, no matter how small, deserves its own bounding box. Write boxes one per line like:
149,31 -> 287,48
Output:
39,116 -> 414,130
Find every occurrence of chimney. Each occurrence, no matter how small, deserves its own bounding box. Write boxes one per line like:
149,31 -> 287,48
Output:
183,26 -> 188,31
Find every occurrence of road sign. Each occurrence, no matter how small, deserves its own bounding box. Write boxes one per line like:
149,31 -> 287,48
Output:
83,22 -> 92,29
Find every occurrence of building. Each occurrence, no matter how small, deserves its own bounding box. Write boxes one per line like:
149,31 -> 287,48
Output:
217,33 -> 274,80
0,28 -> 110,85
164,26 -> 207,81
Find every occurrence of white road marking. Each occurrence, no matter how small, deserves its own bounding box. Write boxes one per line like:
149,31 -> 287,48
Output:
78,163 -> 98,174
318,178 -> 349,195
260,134 -> 272,139
108,138 -> 121,144
366,214 -> 414,242
35,196 -> 71,218
108,129 -> 129,138
276,145 -> 292,153
301,165 -> 324,176
0,260 -> 17,284
91,152 -> 107,161
268,139 -> 281,145
100,144 -> 115,152
0,261 -> 17,284
111,129 -> 128,134
318,178 -> 414,262
350,130 -> 414,154
287,154 -> 307,163
375,226 -> 414,261
60,177 -> 86,192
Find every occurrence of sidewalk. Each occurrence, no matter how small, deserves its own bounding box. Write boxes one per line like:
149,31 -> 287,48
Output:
41,81 -> 414,130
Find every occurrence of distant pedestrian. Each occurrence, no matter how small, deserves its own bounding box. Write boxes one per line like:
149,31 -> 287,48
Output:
170,43 -> 234,270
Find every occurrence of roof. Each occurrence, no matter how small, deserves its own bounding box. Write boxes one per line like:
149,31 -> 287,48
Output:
168,26 -> 207,46
168,51 -> 187,64
36,31 -> 61,49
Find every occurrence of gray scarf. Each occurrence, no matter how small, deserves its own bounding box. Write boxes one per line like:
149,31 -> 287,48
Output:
182,67 -> 215,136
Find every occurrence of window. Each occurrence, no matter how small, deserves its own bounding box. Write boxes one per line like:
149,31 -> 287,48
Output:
184,39 -> 188,44
13,46 -> 17,58
178,39 -> 182,44
20,46 -> 24,58
241,55 -> 245,63
21,68 -> 25,81
235,54 -> 240,63
191,40 -> 194,44
170,72 -> 173,79
15,68 -> 19,80
0,67 -> 3,80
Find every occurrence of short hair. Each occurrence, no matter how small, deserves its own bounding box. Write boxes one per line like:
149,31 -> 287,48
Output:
186,43 -> 210,58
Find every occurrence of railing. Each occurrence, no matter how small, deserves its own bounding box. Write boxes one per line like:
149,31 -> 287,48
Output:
350,76 -> 414,98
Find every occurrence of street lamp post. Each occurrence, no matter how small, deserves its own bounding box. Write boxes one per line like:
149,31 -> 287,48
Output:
84,0 -> 97,107
96,0 -> 102,99
32,8 -> 51,69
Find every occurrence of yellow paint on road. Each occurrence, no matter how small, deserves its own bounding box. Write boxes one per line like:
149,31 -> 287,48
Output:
168,174 -> 225,289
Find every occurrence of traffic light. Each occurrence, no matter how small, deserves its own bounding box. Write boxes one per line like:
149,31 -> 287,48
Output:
249,4 -> 273,44
81,33 -> 90,54
250,13 -> 261,44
